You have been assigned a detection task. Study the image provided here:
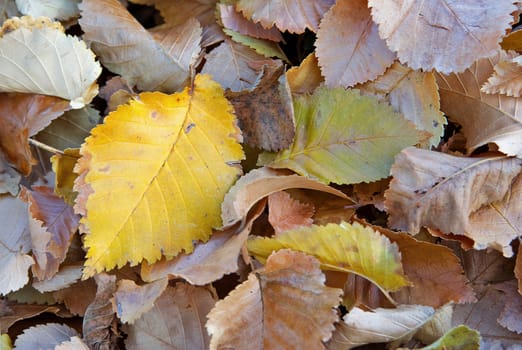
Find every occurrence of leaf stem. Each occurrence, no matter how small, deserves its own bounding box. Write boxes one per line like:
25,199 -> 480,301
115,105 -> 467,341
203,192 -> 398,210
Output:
28,138 -> 64,155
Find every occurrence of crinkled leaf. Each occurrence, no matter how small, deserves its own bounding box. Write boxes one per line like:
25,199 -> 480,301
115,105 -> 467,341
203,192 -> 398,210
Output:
0,303 -> 60,333
13,323 -> 79,350
268,191 -> 314,235
0,17 -> 101,108
482,54 -> 522,97
327,305 -> 434,350
286,53 -> 323,94
421,325 -> 480,350
316,0 -> 395,88
385,147 -> 522,234
206,249 -> 341,350
219,3 -> 283,42
248,221 -> 410,298
74,75 -> 244,277
368,0 -> 516,73
123,284 -> 215,350
236,0 -> 334,33
268,86 -> 426,184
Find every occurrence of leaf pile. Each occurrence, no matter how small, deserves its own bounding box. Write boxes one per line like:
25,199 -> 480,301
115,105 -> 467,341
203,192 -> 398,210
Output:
1,1 -> 522,349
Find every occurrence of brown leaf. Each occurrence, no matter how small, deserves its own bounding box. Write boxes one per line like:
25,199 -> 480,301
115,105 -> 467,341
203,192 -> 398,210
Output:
123,284 -> 215,350
0,303 -> 60,333
385,147 -> 522,235
83,273 -> 117,350
236,0 -> 334,33
316,0 -> 395,88
495,280 -> 522,334
268,191 -> 314,235
22,186 -> 79,280
206,249 -> 342,349
286,53 -> 323,94
219,3 -> 283,42
221,167 -> 349,228
516,248 -> 522,294
112,278 -> 168,324
368,0 -> 516,73
352,178 -> 389,211
53,278 -> 97,316
0,93 -> 69,175
227,63 -> 295,151
436,52 -> 522,157
141,199 -> 265,285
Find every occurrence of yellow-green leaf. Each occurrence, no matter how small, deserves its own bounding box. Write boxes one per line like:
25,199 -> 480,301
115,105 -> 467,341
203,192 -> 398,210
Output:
247,221 -> 410,299
420,325 -> 480,350
74,74 -> 244,278
267,87 -> 425,184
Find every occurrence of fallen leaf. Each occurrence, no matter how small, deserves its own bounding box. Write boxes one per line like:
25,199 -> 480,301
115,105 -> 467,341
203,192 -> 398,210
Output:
206,249 -> 342,349
223,28 -> 288,61
0,151 -> 20,195
327,305 -> 434,350
52,278 -> 97,316
15,0 -> 80,20
0,16 -> 101,108
352,178 -> 389,211
0,334 -> 11,349
421,325 -> 480,350
482,54 -> 522,97
0,303 -> 60,333
248,221 -> 410,298
54,336 -> 89,350
74,74 -> 244,277
32,265 -> 82,293
0,194 -> 33,295
267,86 -> 426,184
79,0 -> 199,93
501,29 -> 522,51
286,53 -> 323,94
13,323 -> 79,350
50,148 -> 80,206
415,304 -> 454,345
368,0 -> 516,73
495,280 -> 522,334
316,0 -> 395,88
123,284 -> 215,350
221,166 -> 348,228
358,62 -> 445,148
219,3 -> 283,42
385,147 -> 522,234
227,63 -> 295,151
516,249 -> 522,294
236,0 -> 334,33
6,284 -> 56,305
268,191 -> 314,235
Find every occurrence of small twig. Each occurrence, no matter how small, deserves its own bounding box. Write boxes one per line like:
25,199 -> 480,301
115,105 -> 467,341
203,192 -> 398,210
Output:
28,138 -> 64,155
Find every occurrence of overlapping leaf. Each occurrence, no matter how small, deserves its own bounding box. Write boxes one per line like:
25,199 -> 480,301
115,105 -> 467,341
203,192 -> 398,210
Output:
13,323 -> 79,350
268,191 -> 314,235
74,74 -> 244,277
267,86 -> 426,184
482,54 -> 522,97
219,3 -> 283,42
15,0 -> 80,20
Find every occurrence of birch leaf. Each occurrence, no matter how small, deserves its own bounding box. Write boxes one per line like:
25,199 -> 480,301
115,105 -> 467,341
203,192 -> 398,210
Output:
267,86 -> 426,184
0,16 -> 101,108
15,0 -> 80,20
482,54 -> 522,97
74,74 -> 244,277
422,325 -> 480,350
268,191 -> 314,235
368,0 -> 516,73
248,221 -> 410,297
286,53 -> 323,94
13,323 -> 79,350
219,3 -> 283,42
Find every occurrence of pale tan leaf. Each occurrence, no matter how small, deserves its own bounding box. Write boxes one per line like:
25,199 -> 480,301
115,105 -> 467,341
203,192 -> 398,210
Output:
13,323 -> 79,350
32,265 -> 82,293
286,53 -> 323,94
201,39 -> 266,92
0,151 -> 20,195
0,17 -> 101,108
15,0 -> 80,20
415,304 -> 453,345
385,147 -> 522,235
316,0 -> 395,88
268,191 -> 314,235
219,3 -> 283,42
112,278 -> 168,324
327,305 -> 434,350
123,284 -> 215,350
436,52 -> 522,157
221,167 -> 349,228
358,62 -> 445,148
141,200 -> 265,285
0,194 -> 33,295
482,54 -> 522,97
368,0 -> 516,73
236,0 -> 334,33
207,250 -> 341,349
0,303 -> 60,334
79,0 -> 197,93
54,336 -> 89,350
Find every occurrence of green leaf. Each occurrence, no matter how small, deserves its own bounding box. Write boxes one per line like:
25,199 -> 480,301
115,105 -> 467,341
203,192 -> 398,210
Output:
266,87 -> 425,184
223,28 -> 288,62
247,221 -> 410,300
421,325 -> 480,350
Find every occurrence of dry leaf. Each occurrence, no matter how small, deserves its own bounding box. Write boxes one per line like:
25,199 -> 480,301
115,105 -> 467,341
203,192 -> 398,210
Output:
79,0 -> 199,93
54,336 -> 89,350
123,284 -> 215,350
495,280 -> 522,334
516,249 -> 522,294
316,0 -> 395,88
15,0 -> 80,20
368,0 -> 516,73
13,323 -> 79,350
0,194 -> 33,295
436,52 -> 522,157
327,305 -> 434,350
32,265 -> 82,293
385,147 -> 522,234
415,304 -> 453,345
236,0 -> 334,33
221,166 -> 348,228
226,63 -> 295,151
0,17 -> 101,108
482,54 -> 522,97
286,53 -> 323,94
6,284 -> 55,305
268,191 -> 314,235
50,148 -> 80,206
52,278 -> 97,316
206,249 -> 342,349
219,3 -> 283,42
0,303 -> 60,333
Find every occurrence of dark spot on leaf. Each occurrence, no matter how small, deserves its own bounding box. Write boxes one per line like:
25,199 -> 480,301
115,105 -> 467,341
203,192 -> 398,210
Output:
99,165 -> 110,173
184,123 -> 196,134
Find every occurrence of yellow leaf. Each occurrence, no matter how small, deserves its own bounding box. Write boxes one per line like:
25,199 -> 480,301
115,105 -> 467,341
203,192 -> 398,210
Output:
248,221 -> 410,300
74,74 -> 244,277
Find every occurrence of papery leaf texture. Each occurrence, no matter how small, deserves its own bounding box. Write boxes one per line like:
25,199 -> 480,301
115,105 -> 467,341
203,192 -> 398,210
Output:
267,86 -> 425,184
219,3 -> 283,42
482,54 -> 522,97
268,191 -> 314,235
15,0 -> 80,20
74,74 -> 244,277
13,323 -> 79,350
421,325 -> 480,350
